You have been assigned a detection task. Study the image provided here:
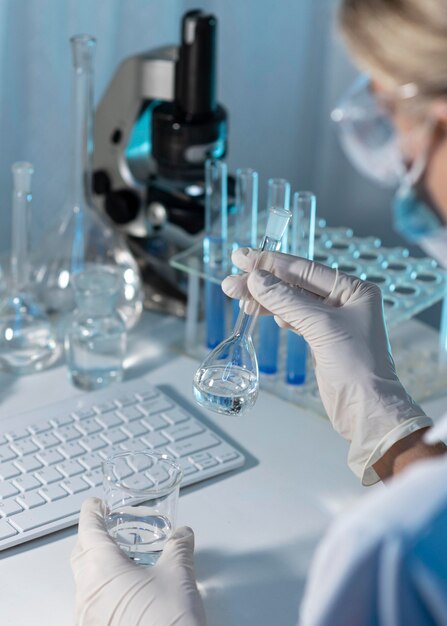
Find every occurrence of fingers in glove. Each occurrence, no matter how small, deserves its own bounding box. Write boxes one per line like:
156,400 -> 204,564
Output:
158,526 -> 195,569
247,270 -> 330,336
221,274 -> 271,316
233,248 -> 361,305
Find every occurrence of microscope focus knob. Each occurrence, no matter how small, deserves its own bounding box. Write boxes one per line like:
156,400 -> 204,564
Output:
147,201 -> 168,228
105,189 -> 140,224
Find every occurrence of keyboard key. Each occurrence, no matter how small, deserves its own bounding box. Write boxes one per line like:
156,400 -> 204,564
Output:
121,422 -> 148,439
215,449 -> 239,464
0,445 -> 17,463
28,422 -> 51,435
76,418 -> 102,436
50,415 -> 74,428
72,408 -> 96,420
0,462 -> 21,480
32,432 -> 60,449
139,398 -> 173,416
0,520 -> 18,540
61,477 -> 90,495
162,421 -> 204,442
0,499 -> 23,517
145,466 -> 170,485
0,482 -> 20,499
39,485 -> 68,502
36,449 -> 65,466
5,428 -> 31,442
83,470 -> 103,487
56,460 -> 85,478
10,439 -> 39,457
141,413 -> 168,431
114,395 -> 137,408
162,407 -> 189,425
79,435 -> 107,453
120,440 -> 148,453
35,467 -> 63,485
189,451 -> 213,463
135,388 -> 159,402
96,412 -> 123,429
100,429 -> 127,446
93,401 -> 115,414
141,432 -> 168,449
118,406 -> 143,423
191,457 -> 218,471
11,492 -> 87,531
58,442 -> 86,459
14,455 -> 43,473
79,454 -> 103,471
99,444 -> 127,460
167,433 -> 220,458
177,459 -> 198,476
16,491 -> 46,510
13,475 -> 42,492
55,425 -> 82,442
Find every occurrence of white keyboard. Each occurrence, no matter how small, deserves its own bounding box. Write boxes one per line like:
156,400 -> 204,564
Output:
0,376 -> 245,550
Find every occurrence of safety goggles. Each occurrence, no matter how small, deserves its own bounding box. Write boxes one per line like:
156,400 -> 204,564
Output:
330,75 -> 421,188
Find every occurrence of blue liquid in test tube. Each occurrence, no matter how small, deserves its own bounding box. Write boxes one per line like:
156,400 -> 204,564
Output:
286,191 -> 316,385
258,178 -> 291,375
204,160 -> 228,349
231,168 -> 259,328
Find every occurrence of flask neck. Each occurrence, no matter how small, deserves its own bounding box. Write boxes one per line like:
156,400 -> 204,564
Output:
11,190 -> 31,292
70,36 -> 96,211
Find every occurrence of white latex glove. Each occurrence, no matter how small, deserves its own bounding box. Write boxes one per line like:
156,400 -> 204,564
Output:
223,248 -> 432,485
71,497 -> 207,626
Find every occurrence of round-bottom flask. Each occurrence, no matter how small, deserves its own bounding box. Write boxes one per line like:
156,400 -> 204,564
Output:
65,266 -> 127,390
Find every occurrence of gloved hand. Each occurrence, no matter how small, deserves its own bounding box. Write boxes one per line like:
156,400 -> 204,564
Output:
71,497 -> 207,626
223,248 -> 432,485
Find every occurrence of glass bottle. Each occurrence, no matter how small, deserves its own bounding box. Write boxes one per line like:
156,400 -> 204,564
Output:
33,35 -> 142,329
65,266 -> 126,390
0,162 -> 59,374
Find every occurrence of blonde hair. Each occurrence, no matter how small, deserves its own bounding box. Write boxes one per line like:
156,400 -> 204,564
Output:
338,0 -> 447,99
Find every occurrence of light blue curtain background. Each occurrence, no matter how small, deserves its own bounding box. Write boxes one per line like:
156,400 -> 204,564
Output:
0,0 -> 402,254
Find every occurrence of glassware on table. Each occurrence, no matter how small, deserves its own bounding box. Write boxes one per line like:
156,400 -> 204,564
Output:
193,204 -> 291,416
103,451 -> 182,566
0,162 -> 59,374
33,34 -> 142,330
64,265 -> 127,390
203,159 -> 228,349
258,178 -> 291,375
286,191 -> 316,386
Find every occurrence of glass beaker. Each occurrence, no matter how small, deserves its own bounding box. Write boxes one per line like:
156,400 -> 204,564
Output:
103,451 -> 182,566
33,35 -> 142,329
0,162 -> 59,374
64,266 -> 127,390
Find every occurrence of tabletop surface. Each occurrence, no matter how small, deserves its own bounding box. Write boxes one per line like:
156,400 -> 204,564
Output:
0,312 -> 446,626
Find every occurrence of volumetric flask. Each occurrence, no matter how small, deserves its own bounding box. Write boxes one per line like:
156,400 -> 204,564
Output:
193,204 -> 291,415
33,35 -> 142,329
0,162 -> 59,374
103,451 -> 182,566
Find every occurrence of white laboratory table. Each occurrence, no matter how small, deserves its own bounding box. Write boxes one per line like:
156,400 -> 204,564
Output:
0,312 -> 446,626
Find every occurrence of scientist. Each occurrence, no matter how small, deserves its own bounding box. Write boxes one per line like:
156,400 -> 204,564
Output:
71,0 -> 447,624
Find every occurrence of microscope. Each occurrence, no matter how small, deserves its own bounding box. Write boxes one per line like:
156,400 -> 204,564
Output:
93,10 -> 230,315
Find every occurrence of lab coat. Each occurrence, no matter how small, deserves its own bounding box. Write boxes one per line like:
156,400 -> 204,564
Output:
299,451 -> 447,626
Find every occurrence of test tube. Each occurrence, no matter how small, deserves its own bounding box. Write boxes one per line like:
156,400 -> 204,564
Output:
258,178 -> 291,374
231,168 -> 259,327
286,192 -> 316,385
204,159 -> 228,349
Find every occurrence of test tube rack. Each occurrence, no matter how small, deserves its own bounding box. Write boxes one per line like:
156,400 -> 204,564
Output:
170,225 -> 447,416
